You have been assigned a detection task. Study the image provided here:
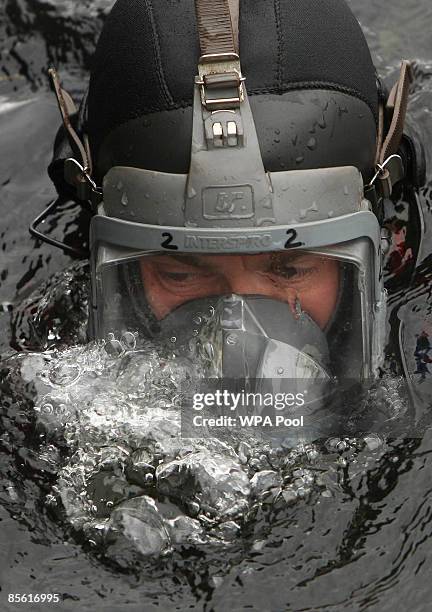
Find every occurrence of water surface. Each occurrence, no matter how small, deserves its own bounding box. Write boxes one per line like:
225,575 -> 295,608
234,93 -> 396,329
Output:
1,1 -> 432,611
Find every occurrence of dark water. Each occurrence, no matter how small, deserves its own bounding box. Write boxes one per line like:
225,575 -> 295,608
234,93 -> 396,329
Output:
1,1 -> 432,611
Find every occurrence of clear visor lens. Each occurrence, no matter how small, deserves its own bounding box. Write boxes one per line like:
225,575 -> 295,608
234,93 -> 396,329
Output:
95,250 -> 367,379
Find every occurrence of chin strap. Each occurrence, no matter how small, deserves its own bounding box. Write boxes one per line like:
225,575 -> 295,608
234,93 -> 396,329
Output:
48,68 -> 102,208
369,60 -> 413,201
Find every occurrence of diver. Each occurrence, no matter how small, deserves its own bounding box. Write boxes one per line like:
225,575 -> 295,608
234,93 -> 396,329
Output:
37,0 -> 426,419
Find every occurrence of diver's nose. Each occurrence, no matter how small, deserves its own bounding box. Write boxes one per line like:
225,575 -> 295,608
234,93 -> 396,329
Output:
215,256 -> 281,299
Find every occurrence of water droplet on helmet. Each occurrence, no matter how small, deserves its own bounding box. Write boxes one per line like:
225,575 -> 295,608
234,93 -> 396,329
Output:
187,185 -> 197,199
121,193 -> 128,206
307,137 -> 317,150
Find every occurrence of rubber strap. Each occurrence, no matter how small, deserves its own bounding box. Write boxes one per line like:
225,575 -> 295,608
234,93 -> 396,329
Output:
379,60 -> 413,164
49,68 -> 90,172
374,102 -> 385,167
195,0 -> 239,57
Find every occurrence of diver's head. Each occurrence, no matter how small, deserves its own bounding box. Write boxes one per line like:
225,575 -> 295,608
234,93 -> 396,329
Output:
47,0 -> 417,384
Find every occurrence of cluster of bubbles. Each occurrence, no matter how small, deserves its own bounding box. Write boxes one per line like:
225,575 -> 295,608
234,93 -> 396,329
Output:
17,332 -> 317,560
13,323 -> 401,565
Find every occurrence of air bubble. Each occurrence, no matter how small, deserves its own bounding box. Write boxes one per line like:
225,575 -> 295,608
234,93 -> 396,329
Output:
121,331 -> 137,351
48,363 -> 81,387
104,335 -> 125,358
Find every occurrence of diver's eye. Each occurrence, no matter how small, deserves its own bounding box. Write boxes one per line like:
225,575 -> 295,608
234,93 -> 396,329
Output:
160,271 -> 197,282
269,259 -> 315,281
157,267 -> 214,285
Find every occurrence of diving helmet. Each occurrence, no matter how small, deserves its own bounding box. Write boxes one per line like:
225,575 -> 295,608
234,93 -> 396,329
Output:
44,0 -> 418,395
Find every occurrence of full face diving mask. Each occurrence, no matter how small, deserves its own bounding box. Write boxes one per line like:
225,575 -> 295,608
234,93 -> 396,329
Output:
94,245 -> 378,385
46,0 -> 414,391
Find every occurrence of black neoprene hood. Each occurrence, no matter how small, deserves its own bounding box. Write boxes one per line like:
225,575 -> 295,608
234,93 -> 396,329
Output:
88,0 -> 379,181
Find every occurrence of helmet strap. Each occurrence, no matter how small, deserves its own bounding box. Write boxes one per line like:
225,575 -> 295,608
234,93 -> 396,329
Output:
369,60 -> 413,201
48,68 -> 102,207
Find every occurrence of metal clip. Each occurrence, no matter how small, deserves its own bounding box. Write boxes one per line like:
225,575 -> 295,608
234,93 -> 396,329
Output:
368,154 -> 404,200
64,158 -> 103,207
196,52 -> 245,111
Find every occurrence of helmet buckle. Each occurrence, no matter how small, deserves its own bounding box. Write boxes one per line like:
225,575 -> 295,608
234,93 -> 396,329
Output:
196,53 -> 245,111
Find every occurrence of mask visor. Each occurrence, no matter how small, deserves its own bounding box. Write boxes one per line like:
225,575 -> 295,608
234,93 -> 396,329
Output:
93,248 -> 372,382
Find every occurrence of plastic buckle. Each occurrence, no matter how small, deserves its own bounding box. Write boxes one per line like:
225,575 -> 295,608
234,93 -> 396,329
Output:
196,53 -> 245,111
